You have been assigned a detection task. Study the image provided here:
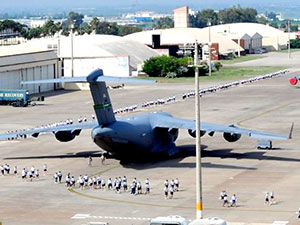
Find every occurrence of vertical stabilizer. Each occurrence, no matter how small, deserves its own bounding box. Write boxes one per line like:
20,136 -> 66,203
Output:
87,69 -> 116,125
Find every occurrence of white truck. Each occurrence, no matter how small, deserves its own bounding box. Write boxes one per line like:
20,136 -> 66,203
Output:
149,216 -> 226,225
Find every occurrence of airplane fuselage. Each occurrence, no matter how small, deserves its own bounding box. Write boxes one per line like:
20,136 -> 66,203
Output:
91,112 -> 178,158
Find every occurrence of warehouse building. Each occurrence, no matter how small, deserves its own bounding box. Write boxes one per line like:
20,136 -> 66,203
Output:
0,45 -> 60,94
208,23 -> 289,51
124,27 -> 244,58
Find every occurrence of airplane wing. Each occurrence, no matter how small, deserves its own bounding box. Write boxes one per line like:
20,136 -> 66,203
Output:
152,115 -> 289,140
0,121 -> 98,141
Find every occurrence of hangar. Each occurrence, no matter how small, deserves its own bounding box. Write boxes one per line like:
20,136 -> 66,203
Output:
207,22 -> 289,51
124,27 -> 244,58
0,34 -> 159,92
57,34 -> 159,78
0,44 -> 60,94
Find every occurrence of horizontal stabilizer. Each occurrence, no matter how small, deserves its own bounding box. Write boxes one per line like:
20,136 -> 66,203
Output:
21,69 -> 156,85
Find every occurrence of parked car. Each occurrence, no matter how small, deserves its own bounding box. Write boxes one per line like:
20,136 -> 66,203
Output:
256,140 -> 272,149
254,47 -> 267,54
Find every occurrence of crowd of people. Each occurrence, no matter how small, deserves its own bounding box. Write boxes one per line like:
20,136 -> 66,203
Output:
181,69 -> 288,101
55,172 -> 152,196
163,178 -> 180,200
219,190 -> 237,207
114,105 -> 138,114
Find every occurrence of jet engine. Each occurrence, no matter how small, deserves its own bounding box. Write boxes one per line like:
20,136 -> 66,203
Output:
168,128 -> 179,141
223,132 -> 241,142
54,130 -> 81,142
188,129 -> 206,138
289,77 -> 298,85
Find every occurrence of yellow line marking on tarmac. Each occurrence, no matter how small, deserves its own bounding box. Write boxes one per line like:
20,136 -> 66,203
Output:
237,102 -> 293,127
89,164 -> 121,177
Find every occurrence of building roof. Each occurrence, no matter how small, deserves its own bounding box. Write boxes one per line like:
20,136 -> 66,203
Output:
0,50 -> 57,71
0,34 -> 159,71
124,27 -> 244,54
208,23 -> 288,45
58,34 -> 159,69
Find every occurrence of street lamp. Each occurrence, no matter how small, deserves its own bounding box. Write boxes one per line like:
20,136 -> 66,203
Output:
287,20 -> 291,59
177,42 -> 203,219
194,41 -> 203,219
70,23 -> 75,77
207,20 -> 212,76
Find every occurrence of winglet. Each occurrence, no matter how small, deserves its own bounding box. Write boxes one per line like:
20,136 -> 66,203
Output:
289,122 -> 294,139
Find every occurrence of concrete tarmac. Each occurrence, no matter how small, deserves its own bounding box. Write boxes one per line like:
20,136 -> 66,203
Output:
0,73 -> 300,225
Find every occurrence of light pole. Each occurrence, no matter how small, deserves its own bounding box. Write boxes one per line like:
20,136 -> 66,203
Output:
287,20 -> 291,59
207,20 -> 212,76
70,23 -> 74,77
194,40 -> 203,219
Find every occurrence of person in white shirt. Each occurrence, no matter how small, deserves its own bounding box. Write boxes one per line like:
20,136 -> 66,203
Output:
230,194 -> 237,207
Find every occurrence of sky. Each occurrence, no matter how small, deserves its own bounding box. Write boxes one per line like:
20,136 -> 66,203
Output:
0,0 -> 299,18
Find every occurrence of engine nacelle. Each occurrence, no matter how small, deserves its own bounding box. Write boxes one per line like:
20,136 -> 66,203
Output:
289,77 -> 298,86
188,129 -> 206,138
54,130 -> 81,142
168,128 -> 179,141
223,132 -> 241,142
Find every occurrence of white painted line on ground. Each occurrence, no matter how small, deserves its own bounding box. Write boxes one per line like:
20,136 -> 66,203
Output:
71,214 -> 90,219
71,214 -> 151,221
272,221 -> 289,225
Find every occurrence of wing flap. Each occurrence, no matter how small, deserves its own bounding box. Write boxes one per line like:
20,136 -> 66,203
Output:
152,115 -> 288,141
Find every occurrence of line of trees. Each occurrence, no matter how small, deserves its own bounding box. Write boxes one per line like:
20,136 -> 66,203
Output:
0,12 -> 142,40
189,6 -> 259,28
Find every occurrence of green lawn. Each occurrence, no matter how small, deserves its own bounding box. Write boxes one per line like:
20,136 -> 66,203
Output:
276,48 -> 300,53
218,55 -> 266,64
140,66 -> 287,83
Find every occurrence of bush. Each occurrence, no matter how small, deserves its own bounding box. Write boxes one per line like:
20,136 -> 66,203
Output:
142,55 -> 214,78
142,56 -> 180,77
290,39 -> 300,48
214,61 -> 223,71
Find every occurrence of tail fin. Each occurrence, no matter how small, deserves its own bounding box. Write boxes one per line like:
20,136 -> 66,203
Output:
87,70 -> 115,125
21,68 -> 156,126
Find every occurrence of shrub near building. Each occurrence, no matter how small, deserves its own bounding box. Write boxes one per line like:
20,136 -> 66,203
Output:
142,56 -> 210,78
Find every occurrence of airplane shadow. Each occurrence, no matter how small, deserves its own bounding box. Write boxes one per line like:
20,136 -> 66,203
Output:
4,145 -> 300,170
120,145 -> 255,170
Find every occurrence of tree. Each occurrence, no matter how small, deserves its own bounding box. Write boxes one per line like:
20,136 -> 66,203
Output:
266,12 -> 277,21
62,11 -> 84,29
218,6 -> 257,24
42,20 -> 60,36
152,17 -> 173,29
118,25 -> 141,36
257,16 -> 269,25
94,21 -> 118,35
190,9 -> 218,28
77,22 -> 91,35
26,27 -> 42,39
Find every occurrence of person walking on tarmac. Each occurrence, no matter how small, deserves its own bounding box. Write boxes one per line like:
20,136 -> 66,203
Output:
88,156 -> 92,166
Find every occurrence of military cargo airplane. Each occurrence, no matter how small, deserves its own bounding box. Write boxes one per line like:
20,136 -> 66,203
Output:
0,69 -> 291,159
289,75 -> 300,86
